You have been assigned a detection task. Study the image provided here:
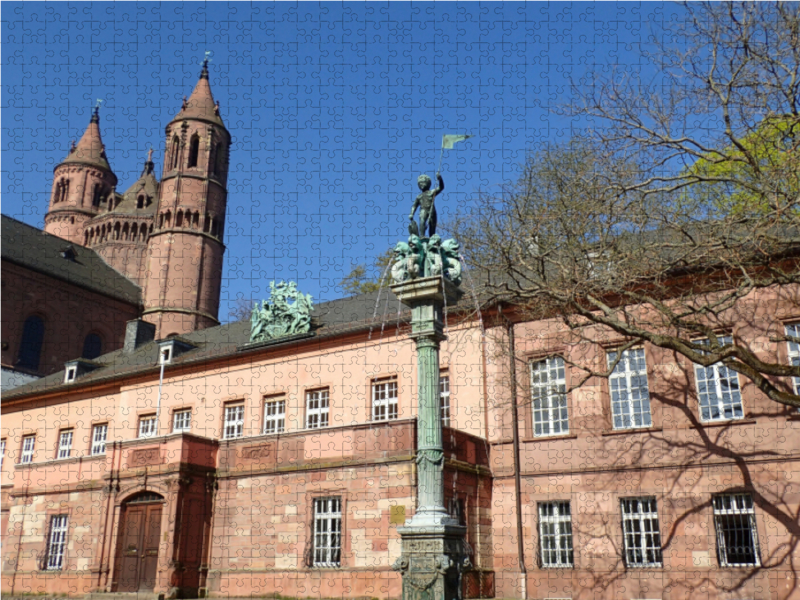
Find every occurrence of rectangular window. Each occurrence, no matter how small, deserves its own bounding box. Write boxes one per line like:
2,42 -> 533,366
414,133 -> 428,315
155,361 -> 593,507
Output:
45,515 -> 69,570
1,439 -> 6,470
223,403 -> 245,439
440,375 -> 451,427
173,410 -> 191,432
91,424 -> 108,456
713,494 -> 760,567
786,323 -> 800,396
538,501 -> 574,568
608,348 -> 652,430
21,435 -> 35,464
263,399 -> 286,434
306,389 -> 330,429
531,357 -> 569,437
57,430 -> 73,459
694,337 -> 743,422
138,415 -> 157,439
621,498 -> 662,567
313,497 -> 342,567
372,377 -> 398,422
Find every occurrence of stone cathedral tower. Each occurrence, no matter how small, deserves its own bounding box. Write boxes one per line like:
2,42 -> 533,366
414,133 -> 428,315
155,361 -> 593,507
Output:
44,106 -> 118,244
142,59 -> 231,338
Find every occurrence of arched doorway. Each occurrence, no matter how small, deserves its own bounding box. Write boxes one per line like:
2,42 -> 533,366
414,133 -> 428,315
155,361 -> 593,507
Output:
115,491 -> 164,592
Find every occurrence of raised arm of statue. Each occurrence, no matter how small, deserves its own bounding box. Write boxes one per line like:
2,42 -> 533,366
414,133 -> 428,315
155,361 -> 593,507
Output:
434,172 -> 444,196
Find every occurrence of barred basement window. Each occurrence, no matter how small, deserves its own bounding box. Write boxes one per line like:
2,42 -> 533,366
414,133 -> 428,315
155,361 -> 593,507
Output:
785,324 -> 800,397
21,435 -> 35,464
372,377 -> 398,421
173,410 -> 191,432
57,430 -> 73,459
91,424 -> 107,456
313,497 -> 342,567
440,375 -> 451,427
138,415 -> 157,439
263,399 -> 285,434
223,403 -> 245,439
538,501 -> 574,568
608,348 -> 652,430
45,515 -> 69,570
620,498 -> 662,567
306,389 -> 330,429
694,337 -> 743,422
713,494 -> 760,567
530,357 -> 569,437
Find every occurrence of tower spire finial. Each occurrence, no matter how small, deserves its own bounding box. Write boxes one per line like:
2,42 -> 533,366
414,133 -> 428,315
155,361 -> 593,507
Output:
91,99 -> 103,123
200,51 -> 211,79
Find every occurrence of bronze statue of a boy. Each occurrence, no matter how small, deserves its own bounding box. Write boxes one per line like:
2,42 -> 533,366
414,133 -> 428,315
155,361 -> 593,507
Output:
409,172 -> 444,238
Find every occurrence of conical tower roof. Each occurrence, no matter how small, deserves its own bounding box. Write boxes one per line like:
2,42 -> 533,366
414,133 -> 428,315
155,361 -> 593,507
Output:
170,59 -> 225,127
60,107 -> 112,171
112,151 -> 160,215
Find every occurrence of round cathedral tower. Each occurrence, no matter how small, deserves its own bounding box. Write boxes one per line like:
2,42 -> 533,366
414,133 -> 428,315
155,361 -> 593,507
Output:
142,59 -> 231,338
45,106 -> 118,244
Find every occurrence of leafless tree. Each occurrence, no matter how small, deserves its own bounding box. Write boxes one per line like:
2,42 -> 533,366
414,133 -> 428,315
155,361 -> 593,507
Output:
456,2 -> 800,408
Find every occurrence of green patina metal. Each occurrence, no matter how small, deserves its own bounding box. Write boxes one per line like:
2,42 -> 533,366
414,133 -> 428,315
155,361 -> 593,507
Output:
249,281 -> 313,342
391,234 -> 462,286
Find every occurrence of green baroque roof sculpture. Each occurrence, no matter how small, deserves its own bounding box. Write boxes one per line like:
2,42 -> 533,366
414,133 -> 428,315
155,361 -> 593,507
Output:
250,281 -> 313,342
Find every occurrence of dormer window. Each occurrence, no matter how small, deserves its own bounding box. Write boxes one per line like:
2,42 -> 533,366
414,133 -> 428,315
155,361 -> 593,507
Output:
60,246 -> 76,261
157,338 -> 196,365
63,358 -> 101,383
159,345 -> 172,365
137,195 -> 146,209
65,366 -> 77,383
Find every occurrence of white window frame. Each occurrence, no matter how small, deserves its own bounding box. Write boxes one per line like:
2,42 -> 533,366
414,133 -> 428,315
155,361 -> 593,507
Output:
530,357 -> 569,437
64,365 -> 77,383
620,497 -> 663,568
263,398 -> 286,435
785,323 -> 800,397
440,374 -> 451,428
608,348 -> 652,430
371,377 -> 398,422
538,501 -> 574,568
313,496 -> 342,568
1,438 -> 6,470
223,403 -> 245,440
306,389 -> 330,429
91,424 -> 107,456
21,435 -> 35,464
694,336 -> 743,422
45,514 -> 69,570
57,430 -> 73,459
713,493 -> 760,567
172,409 -> 192,432
138,415 -> 157,439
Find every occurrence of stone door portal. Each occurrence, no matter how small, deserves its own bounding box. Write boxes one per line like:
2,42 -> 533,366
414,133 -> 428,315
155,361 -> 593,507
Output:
115,492 -> 164,592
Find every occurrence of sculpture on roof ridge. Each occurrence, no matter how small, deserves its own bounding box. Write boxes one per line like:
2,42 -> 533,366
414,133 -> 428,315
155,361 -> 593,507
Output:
250,281 -> 313,342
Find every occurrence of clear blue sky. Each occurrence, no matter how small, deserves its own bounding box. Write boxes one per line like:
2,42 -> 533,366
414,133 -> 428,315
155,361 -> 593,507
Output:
2,2 -> 680,319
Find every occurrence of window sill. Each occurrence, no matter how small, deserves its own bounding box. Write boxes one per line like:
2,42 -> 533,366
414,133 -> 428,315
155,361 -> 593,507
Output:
700,418 -> 757,429
602,426 -> 663,437
523,433 -> 578,443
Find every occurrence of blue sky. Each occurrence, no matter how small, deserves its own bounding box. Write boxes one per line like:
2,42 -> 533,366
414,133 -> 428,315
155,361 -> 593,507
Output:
2,2 -> 681,318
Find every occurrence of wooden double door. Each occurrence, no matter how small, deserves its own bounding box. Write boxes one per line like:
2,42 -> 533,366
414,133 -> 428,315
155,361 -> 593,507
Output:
115,496 -> 163,592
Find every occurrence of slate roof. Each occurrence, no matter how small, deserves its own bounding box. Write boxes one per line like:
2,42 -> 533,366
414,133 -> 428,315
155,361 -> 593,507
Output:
1,215 -> 142,305
2,285 -> 481,402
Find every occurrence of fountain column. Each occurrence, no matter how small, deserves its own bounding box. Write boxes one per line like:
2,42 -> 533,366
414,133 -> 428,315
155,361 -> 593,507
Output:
391,275 -> 468,600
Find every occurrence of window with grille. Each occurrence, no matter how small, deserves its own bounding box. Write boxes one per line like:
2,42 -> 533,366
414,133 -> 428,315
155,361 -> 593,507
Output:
713,494 -> 760,567
45,515 -> 69,570
138,415 -> 157,439
1,439 -> 5,470
440,375 -> 451,427
608,348 -> 652,430
263,399 -> 286,434
91,424 -> 107,456
21,435 -> 35,464
313,497 -> 342,567
531,357 -> 569,437
173,410 -> 191,432
694,337 -> 743,422
57,430 -> 73,459
538,501 -> 574,568
786,324 -> 800,397
306,389 -> 330,429
223,403 -> 245,439
620,498 -> 662,567
372,377 -> 398,421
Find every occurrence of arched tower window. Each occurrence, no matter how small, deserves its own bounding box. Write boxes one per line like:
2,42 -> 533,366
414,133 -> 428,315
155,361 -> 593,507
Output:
92,184 -> 103,207
213,143 -> 225,176
187,133 -> 200,168
170,136 -> 180,170
17,315 -> 45,371
137,195 -> 145,209
82,333 -> 103,360
176,210 -> 184,228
